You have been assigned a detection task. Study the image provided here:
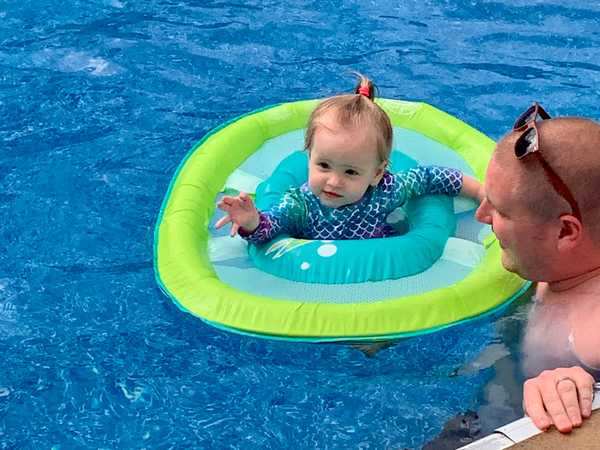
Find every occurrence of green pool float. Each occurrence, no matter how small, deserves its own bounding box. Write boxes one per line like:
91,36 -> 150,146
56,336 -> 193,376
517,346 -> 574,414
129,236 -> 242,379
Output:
154,99 -> 530,342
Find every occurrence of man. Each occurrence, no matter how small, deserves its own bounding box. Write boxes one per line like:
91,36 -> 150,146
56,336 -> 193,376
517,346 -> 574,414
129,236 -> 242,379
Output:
475,106 -> 600,433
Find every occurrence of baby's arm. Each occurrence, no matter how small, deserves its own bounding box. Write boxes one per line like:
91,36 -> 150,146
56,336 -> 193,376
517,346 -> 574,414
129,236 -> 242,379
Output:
216,192 -> 260,236
460,174 -> 484,202
394,166 -> 482,204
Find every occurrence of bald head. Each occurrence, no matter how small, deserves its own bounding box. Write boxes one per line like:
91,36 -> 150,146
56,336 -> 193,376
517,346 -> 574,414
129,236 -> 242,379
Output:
493,117 -> 600,228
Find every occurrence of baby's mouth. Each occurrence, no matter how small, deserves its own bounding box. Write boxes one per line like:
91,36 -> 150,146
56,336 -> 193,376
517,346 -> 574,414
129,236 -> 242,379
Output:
323,190 -> 342,198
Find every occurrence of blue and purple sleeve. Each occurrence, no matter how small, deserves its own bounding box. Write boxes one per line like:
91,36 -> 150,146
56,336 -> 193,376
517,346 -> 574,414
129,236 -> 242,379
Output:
238,189 -> 307,244
389,166 -> 463,207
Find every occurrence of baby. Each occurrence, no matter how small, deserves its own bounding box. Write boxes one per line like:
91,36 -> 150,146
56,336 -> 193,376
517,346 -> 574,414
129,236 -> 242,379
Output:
216,75 -> 482,243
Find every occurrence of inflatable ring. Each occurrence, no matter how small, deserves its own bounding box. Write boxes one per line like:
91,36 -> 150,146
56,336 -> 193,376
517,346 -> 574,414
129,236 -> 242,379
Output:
154,99 -> 530,342
249,150 -> 456,283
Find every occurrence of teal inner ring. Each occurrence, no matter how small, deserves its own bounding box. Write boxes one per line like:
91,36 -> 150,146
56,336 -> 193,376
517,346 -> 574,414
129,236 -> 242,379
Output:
248,151 -> 456,284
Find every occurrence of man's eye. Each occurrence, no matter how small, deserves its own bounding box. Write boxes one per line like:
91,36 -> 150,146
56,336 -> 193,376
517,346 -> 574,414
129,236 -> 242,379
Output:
346,169 -> 359,176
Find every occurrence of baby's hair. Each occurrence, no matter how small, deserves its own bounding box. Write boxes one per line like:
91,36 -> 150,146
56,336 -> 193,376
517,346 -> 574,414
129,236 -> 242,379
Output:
304,73 -> 393,164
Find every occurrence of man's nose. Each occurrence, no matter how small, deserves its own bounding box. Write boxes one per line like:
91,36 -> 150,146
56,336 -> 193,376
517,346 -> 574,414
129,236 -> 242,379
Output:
475,199 -> 492,225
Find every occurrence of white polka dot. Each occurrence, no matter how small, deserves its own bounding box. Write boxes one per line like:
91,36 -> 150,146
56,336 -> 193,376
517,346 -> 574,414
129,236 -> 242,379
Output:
317,244 -> 337,257
300,262 -> 310,270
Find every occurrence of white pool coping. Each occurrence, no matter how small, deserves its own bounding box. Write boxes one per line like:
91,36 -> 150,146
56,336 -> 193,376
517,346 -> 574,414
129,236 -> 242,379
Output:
458,383 -> 600,449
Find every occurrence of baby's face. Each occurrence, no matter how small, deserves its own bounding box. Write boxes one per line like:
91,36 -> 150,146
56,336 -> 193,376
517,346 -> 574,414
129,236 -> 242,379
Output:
308,119 -> 385,208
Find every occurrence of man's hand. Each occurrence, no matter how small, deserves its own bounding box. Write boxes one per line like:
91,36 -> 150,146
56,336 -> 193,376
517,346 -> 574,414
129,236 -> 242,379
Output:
523,366 -> 595,433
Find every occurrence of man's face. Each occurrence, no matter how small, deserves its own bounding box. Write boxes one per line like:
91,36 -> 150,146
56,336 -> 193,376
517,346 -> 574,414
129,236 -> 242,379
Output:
475,155 -> 555,281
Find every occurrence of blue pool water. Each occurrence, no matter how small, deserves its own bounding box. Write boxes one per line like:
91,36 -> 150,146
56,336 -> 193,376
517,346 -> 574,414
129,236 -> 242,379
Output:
2,1 -> 599,448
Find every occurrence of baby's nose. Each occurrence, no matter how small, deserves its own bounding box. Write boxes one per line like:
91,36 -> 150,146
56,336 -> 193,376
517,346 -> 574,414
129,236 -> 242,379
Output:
328,174 -> 342,187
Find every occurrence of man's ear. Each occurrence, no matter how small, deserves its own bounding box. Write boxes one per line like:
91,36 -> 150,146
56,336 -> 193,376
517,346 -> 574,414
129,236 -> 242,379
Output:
371,160 -> 388,186
557,214 -> 583,252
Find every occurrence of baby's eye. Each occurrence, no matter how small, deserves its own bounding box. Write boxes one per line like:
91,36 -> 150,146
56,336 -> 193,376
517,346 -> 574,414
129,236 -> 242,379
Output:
345,169 -> 359,176
317,162 -> 330,170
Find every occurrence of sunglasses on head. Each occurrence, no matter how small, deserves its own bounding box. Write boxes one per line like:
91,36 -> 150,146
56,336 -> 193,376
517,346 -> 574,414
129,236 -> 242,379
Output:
512,103 -> 582,222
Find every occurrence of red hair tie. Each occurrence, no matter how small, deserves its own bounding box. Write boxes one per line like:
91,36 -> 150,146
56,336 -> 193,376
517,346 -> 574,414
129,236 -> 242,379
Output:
357,85 -> 370,97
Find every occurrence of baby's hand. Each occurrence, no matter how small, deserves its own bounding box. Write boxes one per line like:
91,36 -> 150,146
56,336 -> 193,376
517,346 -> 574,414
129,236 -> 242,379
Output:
476,184 -> 485,203
215,192 -> 260,236
461,175 -> 484,203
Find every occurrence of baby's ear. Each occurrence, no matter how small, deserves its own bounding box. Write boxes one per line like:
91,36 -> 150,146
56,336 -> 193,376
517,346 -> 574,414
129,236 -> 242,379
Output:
371,160 -> 387,186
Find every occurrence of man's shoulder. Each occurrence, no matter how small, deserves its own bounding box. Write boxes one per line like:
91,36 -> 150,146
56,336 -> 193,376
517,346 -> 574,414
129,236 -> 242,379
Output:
571,310 -> 600,371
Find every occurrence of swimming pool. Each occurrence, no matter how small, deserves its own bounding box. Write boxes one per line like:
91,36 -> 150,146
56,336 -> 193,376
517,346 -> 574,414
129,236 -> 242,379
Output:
1,0 -> 598,448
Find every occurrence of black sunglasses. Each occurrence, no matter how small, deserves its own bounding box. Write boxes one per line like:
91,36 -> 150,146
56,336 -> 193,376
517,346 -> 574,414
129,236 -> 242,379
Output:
512,103 -> 582,222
